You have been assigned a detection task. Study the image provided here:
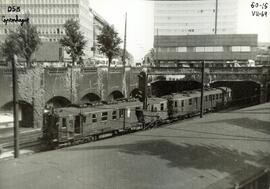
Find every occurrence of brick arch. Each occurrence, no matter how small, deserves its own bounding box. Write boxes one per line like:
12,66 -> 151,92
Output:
0,100 -> 34,128
107,90 -> 124,101
129,88 -> 140,98
80,93 -> 101,104
46,96 -> 71,108
210,80 -> 262,105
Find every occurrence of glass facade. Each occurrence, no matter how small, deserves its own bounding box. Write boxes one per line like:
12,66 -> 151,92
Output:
0,0 -> 94,59
154,0 -> 239,35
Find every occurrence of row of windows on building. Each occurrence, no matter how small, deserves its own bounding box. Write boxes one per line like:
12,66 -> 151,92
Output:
155,27 -> 234,34
156,46 -> 251,53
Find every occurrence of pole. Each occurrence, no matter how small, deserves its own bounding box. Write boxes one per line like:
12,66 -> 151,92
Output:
123,109 -> 126,130
200,61 -> 205,118
123,12 -> 127,67
12,55 -> 19,158
215,0 -> 218,34
122,12 -> 127,97
156,28 -> 159,67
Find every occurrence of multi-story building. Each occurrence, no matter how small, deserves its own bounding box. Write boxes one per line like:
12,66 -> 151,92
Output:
0,0 -> 94,59
153,0 -> 258,67
154,0 -> 239,35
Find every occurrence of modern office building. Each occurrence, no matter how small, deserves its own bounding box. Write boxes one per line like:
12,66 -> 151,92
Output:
154,34 -> 258,67
0,0 -> 94,59
154,0 -> 239,35
153,0 -> 258,67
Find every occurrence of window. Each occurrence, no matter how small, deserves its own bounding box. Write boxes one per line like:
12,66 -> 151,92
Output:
205,96 -> 208,102
160,103 -> 164,111
181,100 -> 184,107
216,94 -> 219,99
195,47 -> 204,52
62,118 -> 67,128
209,95 -> 212,101
189,99 -> 192,105
112,111 -> 117,120
92,114 -> 97,123
101,112 -> 108,121
119,109 -> 125,118
231,46 -> 241,52
213,95 -> 215,100
151,105 -> 154,112
176,47 -> 187,52
174,101 -> 178,107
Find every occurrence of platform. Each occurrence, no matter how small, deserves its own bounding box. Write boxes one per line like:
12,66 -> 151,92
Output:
0,103 -> 269,189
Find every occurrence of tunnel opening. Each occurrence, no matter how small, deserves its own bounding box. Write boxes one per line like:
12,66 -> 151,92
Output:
46,96 -> 71,109
0,101 -> 34,128
130,88 -> 140,98
80,93 -> 101,104
210,81 -> 261,106
108,91 -> 124,101
151,80 -> 201,97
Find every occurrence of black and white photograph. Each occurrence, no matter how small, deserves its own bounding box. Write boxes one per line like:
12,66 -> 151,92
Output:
0,0 -> 270,188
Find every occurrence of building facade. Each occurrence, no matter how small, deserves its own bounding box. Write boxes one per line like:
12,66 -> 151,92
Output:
0,0 -> 94,59
153,0 -> 259,67
154,34 -> 258,67
154,0 -> 239,35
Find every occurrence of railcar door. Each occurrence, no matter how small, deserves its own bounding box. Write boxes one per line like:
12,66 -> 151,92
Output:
58,116 -> 75,143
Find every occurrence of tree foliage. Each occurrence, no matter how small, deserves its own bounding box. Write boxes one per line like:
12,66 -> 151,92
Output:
60,19 -> 87,65
1,22 -> 41,67
97,25 -> 122,68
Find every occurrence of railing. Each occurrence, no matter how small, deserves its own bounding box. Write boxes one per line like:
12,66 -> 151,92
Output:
147,67 -> 268,75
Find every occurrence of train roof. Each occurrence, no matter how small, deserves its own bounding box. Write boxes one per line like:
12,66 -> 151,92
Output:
147,97 -> 167,104
52,100 -> 142,117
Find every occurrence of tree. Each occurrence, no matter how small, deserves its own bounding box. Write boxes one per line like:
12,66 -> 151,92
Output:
1,22 -> 41,67
60,19 -> 87,65
97,25 -> 122,69
1,32 -> 21,62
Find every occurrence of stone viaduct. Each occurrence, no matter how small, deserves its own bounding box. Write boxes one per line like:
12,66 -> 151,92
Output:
0,66 -> 141,128
1,65 -> 270,129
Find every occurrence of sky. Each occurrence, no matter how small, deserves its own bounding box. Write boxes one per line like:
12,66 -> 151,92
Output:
89,0 -> 270,62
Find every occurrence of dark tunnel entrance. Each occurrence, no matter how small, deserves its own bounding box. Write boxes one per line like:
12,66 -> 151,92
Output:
46,96 -> 71,108
210,81 -> 261,106
108,91 -> 124,101
80,93 -> 101,104
151,80 -> 201,97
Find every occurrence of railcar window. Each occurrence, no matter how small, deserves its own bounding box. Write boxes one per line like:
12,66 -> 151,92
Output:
213,95 -> 215,100
216,94 -> 219,99
220,94 -> 222,98
101,112 -> 108,121
112,111 -> 117,120
62,118 -> 67,128
210,95 -> 212,101
92,114 -> 97,123
151,105 -> 154,112
119,109 -> 125,118
181,100 -> 184,107
205,96 -> 208,102
160,103 -> 164,111
175,101 -> 178,107
189,99 -> 192,105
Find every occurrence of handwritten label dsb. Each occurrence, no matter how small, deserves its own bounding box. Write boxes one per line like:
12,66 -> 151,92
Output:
2,5 -> 29,26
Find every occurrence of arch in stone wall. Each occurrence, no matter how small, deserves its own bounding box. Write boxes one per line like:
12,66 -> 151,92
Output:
107,90 -> 124,101
0,100 -> 34,128
46,96 -> 71,108
80,93 -> 101,104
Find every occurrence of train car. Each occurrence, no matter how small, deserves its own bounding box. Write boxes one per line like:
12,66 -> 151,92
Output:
144,97 -> 168,126
43,100 -> 142,146
217,87 -> 232,106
